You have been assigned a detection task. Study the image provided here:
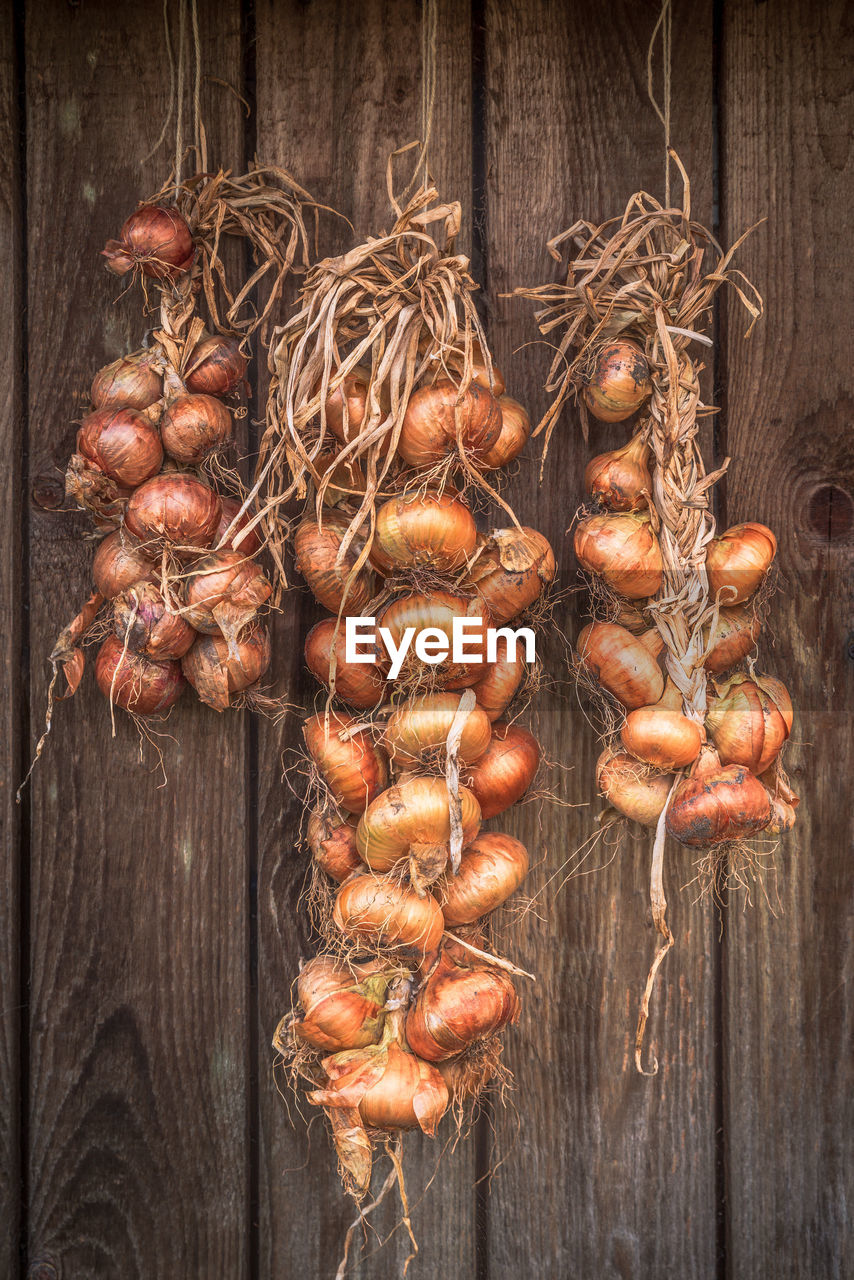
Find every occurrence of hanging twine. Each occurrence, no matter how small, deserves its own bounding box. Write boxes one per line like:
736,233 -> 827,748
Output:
647,0 -> 673,207
399,0 -> 438,204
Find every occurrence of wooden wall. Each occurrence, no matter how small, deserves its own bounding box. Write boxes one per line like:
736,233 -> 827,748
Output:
2,1 -> 851,1276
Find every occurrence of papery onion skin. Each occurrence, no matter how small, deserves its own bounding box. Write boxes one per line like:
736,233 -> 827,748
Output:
333,872 -> 446,956
102,205 -> 194,280
405,951 -> 519,1061
378,591 -> 491,689
384,693 -> 492,767
113,581 -> 196,660
311,1032 -> 449,1136
92,531 -> 157,598
77,407 -> 163,488
304,711 -> 388,814
705,674 -> 792,774
478,396 -> 530,469
438,1042 -> 500,1101
574,513 -> 662,599
185,335 -> 247,397
435,832 -> 529,927
307,810 -> 363,882
91,350 -> 163,411
706,522 -> 777,604
215,496 -> 262,555
577,622 -> 664,709
292,956 -> 388,1052
703,603 -> 762,673
183,551 -> 272,635
160,393 -> 233,464
583,340 -> 651,422
665,748 -> 771,848
356,776 -> 481,871
442,339 -> 506,398
466,528 -> 556,625
125,473 -> 222,554
621,704 -> 703,770
596,748 -> 673,827
374,491 -> 477,572
463,722 -> 540,818
304,617 -> 386,709
471,646 -> 524,722
182,624 -> 271,710
399,379 -> 502,467
584,433 -> 651,511
95,633 -> 185,714
294,512 -> 376,614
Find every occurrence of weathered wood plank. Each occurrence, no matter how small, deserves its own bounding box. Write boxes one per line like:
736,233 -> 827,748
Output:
0,3 -> 23,1273
24,3 -> 250,1275
253,2 -> 476,1275
720,2 -> 854,1275
484,1 -> 719,1275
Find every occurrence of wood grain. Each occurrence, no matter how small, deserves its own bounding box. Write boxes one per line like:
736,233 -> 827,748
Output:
24,2 -> 250,1275
720,2 -> 854,1276
483,1 -> 720,1275
253,2 -> 477,1275
0,2 -> 22,1273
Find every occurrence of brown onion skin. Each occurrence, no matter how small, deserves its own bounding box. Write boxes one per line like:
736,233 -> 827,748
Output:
584,433 -> 652,511
440,339 -> 506,398
383,693 -> 492,767
577,622 -> 664,709
583,340 -> 651,422
304,617 -> 386,709
160,393 -> 233,464
665,748 -> 771,848
478,396 -> 530,470
113,581 -> 196,660
311,1034 -> 449,1135
596,749 -> 673,827
704,603 -> 762,673
183,551 -> 272,635
90,351 -> 163,411
125,473 -> 222,554
333,872 -> 446,956
471,647 -> 524,722
307,810 -> 363,882
705,674 -> 792,774
399,379 -> 502,467
294,512 -> 376,614
706,522 -> 777,604
435,832 -> 529,927
102,205 -> 194,280
95,633 -> 185,714
356,776 -> 481,872
214,496 -> 262,555
378,591 -> 491,689
463,722 -> 540,818
574,512 -> 662,599
620,704 -> 703,770
304,712 -> 388,814
92,531 -> 157,598
77,407 -> 163,488
185,335 -> 247,397
292,956 -> 387,1052
374,490 -> 477,573
321,367 -> 373,446
182,624 -> 271,709
466,529 -> 556,625
405,951 -> 519,1061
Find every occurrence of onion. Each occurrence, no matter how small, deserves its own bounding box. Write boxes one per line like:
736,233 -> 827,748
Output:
765,795 -> 798,834
314,447 -> 369,505
307,810 -> 363,882
705,673 -> 792,774
102,204 -> 194,280
577,622 -> 664,709
438,1040 -> 501,1102
183,550 -> 272,636
478,396 -> 531,470
356,776 -> 481,878
441,338 -> 506,398
304,617 -> 386,709
665,746 -> 771,847
470,645 -> 524,722
95,633 -> 185,714
466,528 -> 556,625
292,956 -> 389,1052
303,711 -> 388,814
92,531 -> 157,598
463,722 -> 540,818
113,581 -> 196,660
378,590 -> 491,688
583,340 -> 651,422
320,366 -> 375,447
215,496 -> 262,555
596,748 -> 673,827
185,335 -> 247,396
374,490 -> 477,572
182,623 -> 271,711
384,693 -> 492,767
77,407 -> 163,488
434,832 -> 529,926
406,949 -> 519,1061
703,603 -> 762,673
620,681 -> 703,770
333,871 -> 446,956
574,512 -> 662,599
584,433 -> 651,511
125,473 -> 222,555
294,511 -> 376,614
90,350 -> 163,411
160,393 -> 233,464
398,379 -> 502,467
706,522 -> 777,604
